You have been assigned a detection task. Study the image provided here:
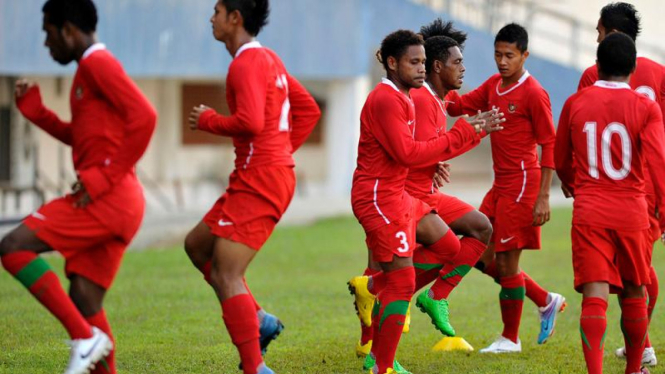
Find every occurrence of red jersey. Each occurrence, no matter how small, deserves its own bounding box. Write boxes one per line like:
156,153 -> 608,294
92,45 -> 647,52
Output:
197,41 -> 320,169
16,44 -> 157,241
555,80 -> 665,232
578,57 -> 665,198
405,83 -> 483,198
447,72 -> 556,201
351,79 -> 478,232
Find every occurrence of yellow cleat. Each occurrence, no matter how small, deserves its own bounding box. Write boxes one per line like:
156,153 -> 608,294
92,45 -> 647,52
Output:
348,276 -> 376,327
402,302 -> 411,334
356,340 -> 372,358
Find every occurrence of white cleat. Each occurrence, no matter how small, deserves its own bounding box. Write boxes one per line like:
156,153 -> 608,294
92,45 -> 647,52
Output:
64,327 -> 113,374
615,346 -> 657,367
479,336 -> 522,354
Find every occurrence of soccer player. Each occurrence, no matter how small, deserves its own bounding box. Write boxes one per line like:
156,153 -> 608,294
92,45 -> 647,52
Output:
0,1 -> 157,373
352,29 -> 494,374
446,23 -> 565,353
555,31 -> 665,374
183,1 -> 320,374
577,3 -> 665,366
349,21 -> 505,368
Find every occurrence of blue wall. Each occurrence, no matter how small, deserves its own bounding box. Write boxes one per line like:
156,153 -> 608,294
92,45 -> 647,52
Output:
0,0 -> 581,118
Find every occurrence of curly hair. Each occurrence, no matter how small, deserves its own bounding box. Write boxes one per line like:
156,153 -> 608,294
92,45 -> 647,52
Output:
420,18 -> 467,48
377,29 -> 424,72
221,0 -> 270,36
600,2 -> 641,41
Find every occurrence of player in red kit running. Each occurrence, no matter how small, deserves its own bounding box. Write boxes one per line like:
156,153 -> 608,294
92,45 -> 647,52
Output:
183,1 -> 320,374
0,1 -> 157,373
577,3 -> 665,366
446,23 -> 566,353
556,32 -> 665,374
351,29 -> 495,374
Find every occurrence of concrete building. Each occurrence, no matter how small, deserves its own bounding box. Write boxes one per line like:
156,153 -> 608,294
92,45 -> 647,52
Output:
1,0 -> 586,222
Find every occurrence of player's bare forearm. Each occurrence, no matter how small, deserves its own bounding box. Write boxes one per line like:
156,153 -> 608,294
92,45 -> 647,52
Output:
533,167 -> 553,226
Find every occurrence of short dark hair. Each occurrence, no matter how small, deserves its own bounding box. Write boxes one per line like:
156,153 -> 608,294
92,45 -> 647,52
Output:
42,0 -> 97,33
221,0 -> 269,36
420,18 -> 467,48
597,32 -> 636,77
423,36 -> 459,74
600,2 -> 641,41
495,23 -> 528,53
377,30 -> 424,72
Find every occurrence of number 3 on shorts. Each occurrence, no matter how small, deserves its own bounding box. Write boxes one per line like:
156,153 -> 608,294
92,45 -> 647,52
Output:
395,231 -> 409,253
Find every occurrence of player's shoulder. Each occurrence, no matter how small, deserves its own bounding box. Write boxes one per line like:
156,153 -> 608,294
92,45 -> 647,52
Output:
637,56 -> 664,71
410,86 -> 434,105
582,64 -> 598,78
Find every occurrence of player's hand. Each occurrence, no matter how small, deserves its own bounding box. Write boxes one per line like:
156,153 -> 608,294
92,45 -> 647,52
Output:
71,181 -> 92,208
188,104 -> 211,130
433,162 -> 451,189
532,195 -> 550,226
661,231 -> 665,245
561,184 -> 574,198
469,107 -> 505,134
15,79 -> 36,99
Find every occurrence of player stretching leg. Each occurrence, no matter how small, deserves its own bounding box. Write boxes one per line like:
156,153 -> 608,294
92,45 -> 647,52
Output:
445,23 -> 565,352
183,1 -> 320,373
0,1 -> 157,373
556,32 -> 665,374
577,3 -> 665,366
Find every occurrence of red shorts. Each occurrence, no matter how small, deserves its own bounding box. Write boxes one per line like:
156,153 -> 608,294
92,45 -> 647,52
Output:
426,192 -> 476,224
480,187 -> 540,252
203,166 -> 295,250
365,197 -> 433,263
572,224 -> 652,293
23,196 -> 127,289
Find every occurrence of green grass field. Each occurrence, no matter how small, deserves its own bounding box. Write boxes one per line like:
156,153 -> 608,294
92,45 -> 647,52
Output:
1,207 -> 663,373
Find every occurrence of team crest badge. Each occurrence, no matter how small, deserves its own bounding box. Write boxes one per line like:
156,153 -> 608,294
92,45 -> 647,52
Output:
75,86 -> 83,100
508,103 -> 517,113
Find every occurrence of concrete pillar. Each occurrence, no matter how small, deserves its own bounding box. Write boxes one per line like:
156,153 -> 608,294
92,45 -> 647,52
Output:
324,75 -> 370,198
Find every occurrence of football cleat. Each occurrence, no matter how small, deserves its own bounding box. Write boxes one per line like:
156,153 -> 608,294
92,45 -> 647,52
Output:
415,290 -> 455,336
479,336 -> 522,354
402,302 -> 411,334
537,292 -> 567,344
259,313 -> 284,356
257,363 -> 275,374
348,276 -> 376,327
616,346 -> 658,366
356,340 -> 372,358
63,327 -> 113,374
363,355 -> 411,374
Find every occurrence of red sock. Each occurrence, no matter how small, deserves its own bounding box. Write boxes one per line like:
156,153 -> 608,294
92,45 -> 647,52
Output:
1,252 -> 92,340
621,296 -> 649,374
371,267 -> 415,374
222,294 -> 263,374
243,278 -> 261,313
481,260 -> 499,281
580,297 -> 607,374
499,273 -> 525,343
87,309 -> 115,374
645,266 -> 658,348
426,228 -> 461,264
524,271 -> 549,308
413,247 -> 442,292
429,237 -> 485,299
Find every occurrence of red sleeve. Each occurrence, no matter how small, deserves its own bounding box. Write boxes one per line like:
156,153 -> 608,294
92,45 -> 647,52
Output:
641,102 -> 665,231
530,87 -> 556,169
440,118 -> 481,161
577,67 -> 596,91
287,75 -> 321,152
451,81 -> 490,116
198,59 -> 267,136
554,98 -> 575,194
372,94 -> 478,167
660,65 -> 665,122
15,86 -> 72,145
77,55 -> 157,200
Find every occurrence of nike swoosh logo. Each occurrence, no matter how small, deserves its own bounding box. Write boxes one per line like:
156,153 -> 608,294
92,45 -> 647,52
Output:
407,120 -> 414,126
80,337 -> 101,359
500,236 -> 515,244
218,219 -> 234,226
